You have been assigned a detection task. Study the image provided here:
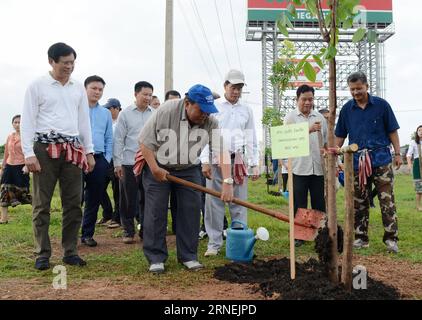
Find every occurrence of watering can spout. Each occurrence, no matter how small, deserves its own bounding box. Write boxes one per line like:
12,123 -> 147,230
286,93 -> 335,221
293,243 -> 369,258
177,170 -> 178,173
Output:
245,227 -> 270,257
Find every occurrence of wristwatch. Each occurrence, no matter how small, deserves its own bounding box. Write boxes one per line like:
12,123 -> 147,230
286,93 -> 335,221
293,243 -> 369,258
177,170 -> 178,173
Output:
223,178 -> 234,185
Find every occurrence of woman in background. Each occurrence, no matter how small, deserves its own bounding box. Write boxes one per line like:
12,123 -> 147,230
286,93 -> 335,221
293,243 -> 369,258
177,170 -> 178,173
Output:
0,115 -> 32,224
406,125 -> 422,211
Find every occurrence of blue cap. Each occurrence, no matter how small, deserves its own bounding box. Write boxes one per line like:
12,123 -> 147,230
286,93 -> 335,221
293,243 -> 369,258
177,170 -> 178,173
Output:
103,98 -> 121,109
186,84 -> 218,114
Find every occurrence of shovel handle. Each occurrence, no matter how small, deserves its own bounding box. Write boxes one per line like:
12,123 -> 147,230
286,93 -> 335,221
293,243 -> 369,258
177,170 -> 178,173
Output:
166,174 -> 311,228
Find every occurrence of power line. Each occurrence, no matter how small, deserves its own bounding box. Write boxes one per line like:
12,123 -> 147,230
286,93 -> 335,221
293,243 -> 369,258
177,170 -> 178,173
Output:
190,0 -> 223,80
229,0 -> 243,71
214,0 -> 231,70
176,0 -> 217,89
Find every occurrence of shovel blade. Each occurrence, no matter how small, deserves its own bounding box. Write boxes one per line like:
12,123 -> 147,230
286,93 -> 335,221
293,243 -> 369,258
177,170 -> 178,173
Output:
294,225 -> 319,241
293,208 -> 326,241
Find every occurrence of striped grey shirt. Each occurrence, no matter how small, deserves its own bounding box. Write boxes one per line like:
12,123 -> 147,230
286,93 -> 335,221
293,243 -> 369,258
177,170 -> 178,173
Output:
113,104 -> 154,166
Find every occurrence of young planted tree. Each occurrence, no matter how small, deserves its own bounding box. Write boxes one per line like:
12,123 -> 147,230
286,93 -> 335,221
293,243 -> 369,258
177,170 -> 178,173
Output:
277,0 -> 372,283
262,107 -> 284,192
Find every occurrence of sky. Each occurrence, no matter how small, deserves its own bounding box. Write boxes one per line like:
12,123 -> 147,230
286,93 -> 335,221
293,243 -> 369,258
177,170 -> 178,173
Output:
0,0 -> 420,149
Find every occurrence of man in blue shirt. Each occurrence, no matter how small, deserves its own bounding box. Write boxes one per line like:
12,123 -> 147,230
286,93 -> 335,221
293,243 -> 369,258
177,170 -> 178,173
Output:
335,71 -> 402,253
81,75 -> 113,247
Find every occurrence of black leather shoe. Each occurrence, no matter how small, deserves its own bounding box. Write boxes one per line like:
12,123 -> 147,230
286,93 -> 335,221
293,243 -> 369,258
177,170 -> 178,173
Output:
35,257 -> 50,270
82,238 -> 97,247
63,255 -> 87,267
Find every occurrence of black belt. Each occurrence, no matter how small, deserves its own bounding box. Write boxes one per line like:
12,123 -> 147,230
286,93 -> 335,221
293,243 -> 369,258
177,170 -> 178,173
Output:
162,165 -> 198,171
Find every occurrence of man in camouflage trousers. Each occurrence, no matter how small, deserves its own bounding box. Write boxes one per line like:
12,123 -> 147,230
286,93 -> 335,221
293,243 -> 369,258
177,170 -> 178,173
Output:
353,165 -> 398,246
335,71 -> 402,253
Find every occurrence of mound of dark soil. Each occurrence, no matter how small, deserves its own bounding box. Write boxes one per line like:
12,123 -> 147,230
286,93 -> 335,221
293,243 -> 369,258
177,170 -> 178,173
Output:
315,225 -> 344,264
214,258 -> 401,300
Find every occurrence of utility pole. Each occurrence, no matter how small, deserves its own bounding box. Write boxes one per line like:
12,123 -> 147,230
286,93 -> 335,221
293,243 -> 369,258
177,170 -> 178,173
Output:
165,0 -> 173,94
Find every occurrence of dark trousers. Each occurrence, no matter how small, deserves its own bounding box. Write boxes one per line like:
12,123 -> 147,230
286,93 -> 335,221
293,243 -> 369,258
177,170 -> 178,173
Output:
81,154 -> 109,239
199,172 -> 206,231
32,141 -> 83,259
100,160 -> 120,222
170,191 -> 177,233
119,165 -> 144,238
171,167 -> 207,233
172,167 -> 223,233
282,173 -> 288,192
293,174 -> 326,215
142,165 -> 201,264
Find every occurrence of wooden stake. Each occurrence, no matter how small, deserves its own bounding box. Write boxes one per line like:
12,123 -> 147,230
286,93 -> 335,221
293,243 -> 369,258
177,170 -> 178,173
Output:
338,144 -> 358,154
341,151 -> 354,291
288,158 -> 295,280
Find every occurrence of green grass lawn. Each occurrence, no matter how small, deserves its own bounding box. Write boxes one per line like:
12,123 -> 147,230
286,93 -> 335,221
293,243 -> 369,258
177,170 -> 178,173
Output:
0,173 -> 421,287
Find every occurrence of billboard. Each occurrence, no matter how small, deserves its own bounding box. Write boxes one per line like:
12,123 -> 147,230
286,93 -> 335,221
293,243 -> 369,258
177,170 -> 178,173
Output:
248,0 -> 393,25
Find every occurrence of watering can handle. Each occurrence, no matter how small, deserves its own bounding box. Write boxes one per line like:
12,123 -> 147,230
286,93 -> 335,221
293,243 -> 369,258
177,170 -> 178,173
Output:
231,220 -> 247,229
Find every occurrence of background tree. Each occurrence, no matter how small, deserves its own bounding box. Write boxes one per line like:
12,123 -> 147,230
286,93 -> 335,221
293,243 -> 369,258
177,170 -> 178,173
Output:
262,40 -> 298,192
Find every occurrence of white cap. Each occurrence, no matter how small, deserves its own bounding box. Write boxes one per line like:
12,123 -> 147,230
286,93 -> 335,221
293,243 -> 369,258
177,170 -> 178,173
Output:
224,69 -> 246,85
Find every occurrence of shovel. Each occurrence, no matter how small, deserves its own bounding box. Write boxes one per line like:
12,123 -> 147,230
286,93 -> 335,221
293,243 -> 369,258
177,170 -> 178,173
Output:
166,174 -> 326,241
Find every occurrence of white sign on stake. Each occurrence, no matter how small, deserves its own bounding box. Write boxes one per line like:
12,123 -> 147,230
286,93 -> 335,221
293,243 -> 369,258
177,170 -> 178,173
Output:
271,122 -> 311,280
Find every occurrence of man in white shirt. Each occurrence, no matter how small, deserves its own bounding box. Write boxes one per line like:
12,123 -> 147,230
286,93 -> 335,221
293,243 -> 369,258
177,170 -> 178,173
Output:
284,85 -> 327,247
21,42 -> 95,270
201,69 -> 260,256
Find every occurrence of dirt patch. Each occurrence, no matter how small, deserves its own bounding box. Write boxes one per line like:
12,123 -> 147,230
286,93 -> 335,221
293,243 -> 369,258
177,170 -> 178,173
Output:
2,225 -> 420,300
214,255 -> 422,300
48,227 -> 177,257
1,253 -> 420,300
0,278 -> 261,300
355,255 -> 422,299
0,227 -> 261,300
